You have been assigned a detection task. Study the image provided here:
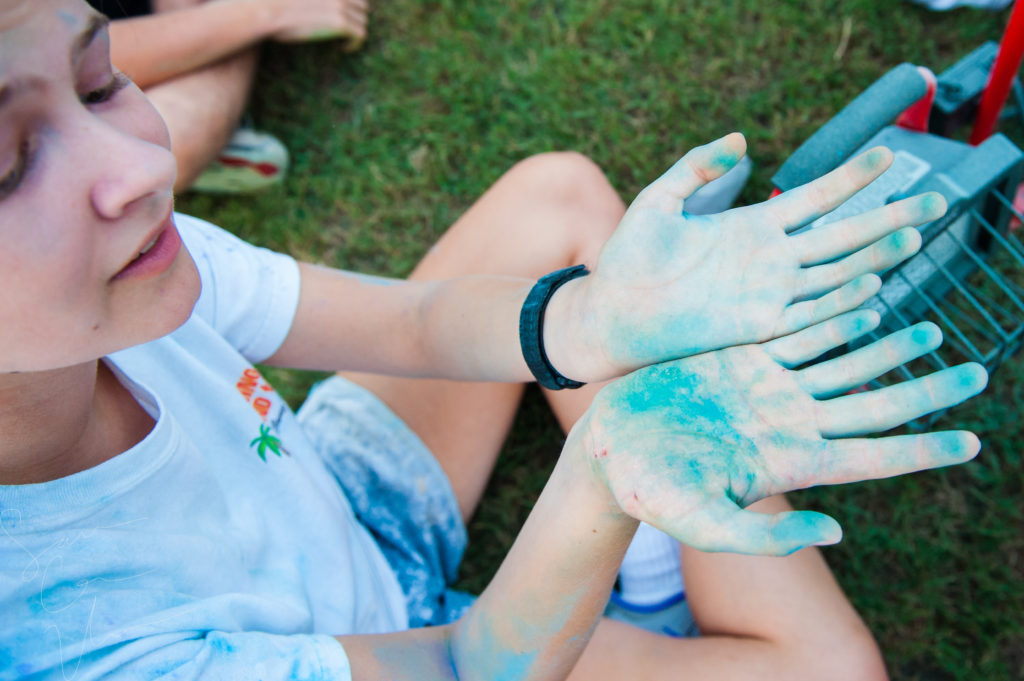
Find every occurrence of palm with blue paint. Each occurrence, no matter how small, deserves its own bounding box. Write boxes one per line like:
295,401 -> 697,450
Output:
558,133 -> 948,381
578,310 -> 988,556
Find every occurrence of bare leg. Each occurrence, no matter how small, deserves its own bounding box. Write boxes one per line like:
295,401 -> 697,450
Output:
115,0 -> 258,192
339,151 -> 624,521
145,49 -> 257,193
568,495 -> 889,681
336,154 -> 620,518
523,185 -> 888,679
345,151 -> 886,679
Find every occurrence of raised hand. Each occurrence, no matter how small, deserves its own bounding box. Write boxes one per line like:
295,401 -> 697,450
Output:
577,310 -> 987,556
552,133 -> 948,382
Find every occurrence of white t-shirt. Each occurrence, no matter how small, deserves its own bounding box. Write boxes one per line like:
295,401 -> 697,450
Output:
0,214 -> 408,681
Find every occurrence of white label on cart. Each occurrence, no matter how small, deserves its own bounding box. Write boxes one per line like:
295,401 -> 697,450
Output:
795,150 -> 933,236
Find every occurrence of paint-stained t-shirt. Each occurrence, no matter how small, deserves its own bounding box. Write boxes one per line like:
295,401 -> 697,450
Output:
0,214 -> 408,681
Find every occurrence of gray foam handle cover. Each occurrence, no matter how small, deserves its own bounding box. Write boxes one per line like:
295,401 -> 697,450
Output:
771,63 -> 928,192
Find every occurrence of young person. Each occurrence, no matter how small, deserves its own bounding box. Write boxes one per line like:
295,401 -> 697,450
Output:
0,2 -> 988,679
87,0 -> 368,193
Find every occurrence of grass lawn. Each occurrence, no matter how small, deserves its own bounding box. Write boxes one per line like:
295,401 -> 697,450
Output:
177,2 -> 1023,678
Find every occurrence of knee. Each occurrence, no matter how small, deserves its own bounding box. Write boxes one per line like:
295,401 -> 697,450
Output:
510,151 -> 620,215
793,628 -> 889,681
506,151 -> 625,262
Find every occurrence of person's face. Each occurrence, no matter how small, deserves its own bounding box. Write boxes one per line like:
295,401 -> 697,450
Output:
0,0 -> 199,372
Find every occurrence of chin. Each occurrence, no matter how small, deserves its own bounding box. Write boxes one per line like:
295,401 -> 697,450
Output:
97,251 -> 203,361
143,256 -> 202,341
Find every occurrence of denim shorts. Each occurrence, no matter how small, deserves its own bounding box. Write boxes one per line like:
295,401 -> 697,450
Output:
296,376 -> 474,627
296,375 -> 698,638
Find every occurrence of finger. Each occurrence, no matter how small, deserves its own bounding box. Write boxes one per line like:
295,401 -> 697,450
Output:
343,28 -> 367,51
341,6 -> 368,50
758,146 -> 894,233
774,273 -> 881,337
815,363 -> 988,437
791,192 -> 947,266
763,309 -> 880,368
797,322 -> 942,399
666,497 -> 842,556
789,431 -> 981,489
794,227 -> 921,300
630,133 -> 748,215
345,5 -> 367,23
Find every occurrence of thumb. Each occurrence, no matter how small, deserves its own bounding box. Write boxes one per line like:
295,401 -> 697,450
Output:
661,496 -> 842,556
631,132 -> 747,215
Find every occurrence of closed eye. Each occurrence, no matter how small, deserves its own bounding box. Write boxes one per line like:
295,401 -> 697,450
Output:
0,138 -> 33,201
81,72 -> 130,106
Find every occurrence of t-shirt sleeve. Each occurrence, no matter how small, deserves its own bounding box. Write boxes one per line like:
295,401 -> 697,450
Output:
102,631 -> 353,681
175,213 -> 301,363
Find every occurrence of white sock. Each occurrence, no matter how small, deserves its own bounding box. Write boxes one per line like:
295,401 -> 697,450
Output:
617,522 -> 685,607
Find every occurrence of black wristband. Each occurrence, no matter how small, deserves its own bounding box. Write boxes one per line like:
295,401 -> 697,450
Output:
519,264 -> 589,390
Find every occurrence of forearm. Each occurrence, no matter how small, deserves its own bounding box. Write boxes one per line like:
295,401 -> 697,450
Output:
416,271 -> 599,383
340,426 -> 636,681
269,264 -> 595,384
108,0 -> 281,88
448,428 -> 635,681
416,275 -> 534,381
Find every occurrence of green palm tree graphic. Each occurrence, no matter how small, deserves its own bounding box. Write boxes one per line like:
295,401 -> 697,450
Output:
249,424 -> 287,461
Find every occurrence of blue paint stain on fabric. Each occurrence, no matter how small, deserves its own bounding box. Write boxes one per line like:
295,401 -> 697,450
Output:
207,633 -> 238,654
287,656 -> 334,681
297,376 -> 474,626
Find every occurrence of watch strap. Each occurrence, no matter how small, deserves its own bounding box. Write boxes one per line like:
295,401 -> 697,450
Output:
519,264 -> 589,390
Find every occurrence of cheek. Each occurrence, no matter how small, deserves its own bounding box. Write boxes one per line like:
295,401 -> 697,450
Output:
105,244 -> 202,346
0,198 -> 106,341
4,196 -> 97,297
0,262 -> 108,371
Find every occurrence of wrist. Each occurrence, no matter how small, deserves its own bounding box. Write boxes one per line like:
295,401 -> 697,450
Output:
540,274 -> 600,384
561,411 -> 634,524
519,266 -> 590,389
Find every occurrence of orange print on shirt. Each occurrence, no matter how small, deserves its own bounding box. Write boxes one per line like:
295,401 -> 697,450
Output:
235,368 -> 277,421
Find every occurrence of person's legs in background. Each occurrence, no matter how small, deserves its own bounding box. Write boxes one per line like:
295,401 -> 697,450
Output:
126,0 -> 266,193
95,0 -> 368,193
145,44 -> 265,193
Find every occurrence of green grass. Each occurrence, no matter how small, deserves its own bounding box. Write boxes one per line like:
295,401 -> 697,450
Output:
177,2 -> 1022,678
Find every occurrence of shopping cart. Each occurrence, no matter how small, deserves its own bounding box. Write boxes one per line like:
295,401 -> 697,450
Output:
771,2 -> 1024,427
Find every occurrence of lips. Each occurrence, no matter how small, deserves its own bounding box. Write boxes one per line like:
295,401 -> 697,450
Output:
112,213 -> 183,282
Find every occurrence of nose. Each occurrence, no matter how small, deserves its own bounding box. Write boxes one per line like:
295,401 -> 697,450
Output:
85,111 -> 178,221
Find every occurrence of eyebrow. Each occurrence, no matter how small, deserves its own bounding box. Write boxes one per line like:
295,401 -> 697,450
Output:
0,13 -> 109,113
